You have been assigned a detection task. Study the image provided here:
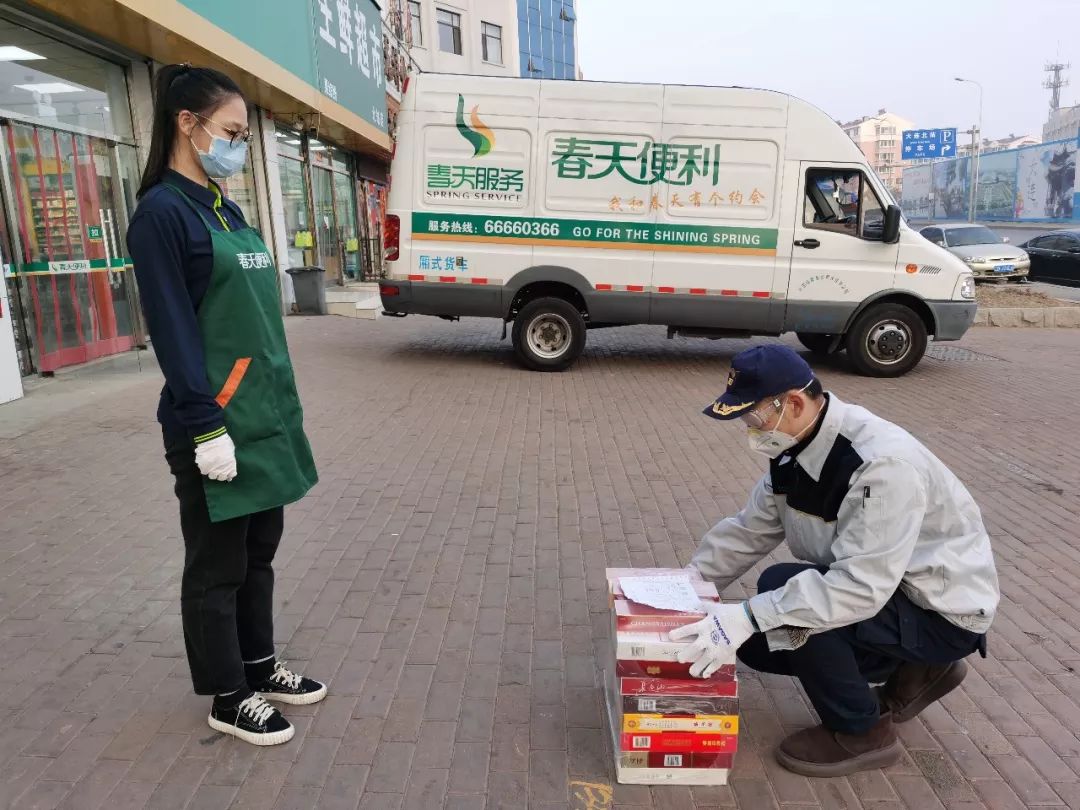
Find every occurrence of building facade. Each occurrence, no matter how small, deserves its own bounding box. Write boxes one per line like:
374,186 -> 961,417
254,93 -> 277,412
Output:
1044,105 -> 1080,144
0,0 -> 393,404
517,0 -> 578,80
958,133 -> 1041,159
404,0 -> 519,77
841,110 -> 915,195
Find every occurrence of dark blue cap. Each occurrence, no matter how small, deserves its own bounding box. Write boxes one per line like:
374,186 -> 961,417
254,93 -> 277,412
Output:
704,345 -> 814,420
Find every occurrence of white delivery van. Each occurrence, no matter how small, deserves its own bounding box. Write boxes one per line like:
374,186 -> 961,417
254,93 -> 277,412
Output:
380,74 -> 976,376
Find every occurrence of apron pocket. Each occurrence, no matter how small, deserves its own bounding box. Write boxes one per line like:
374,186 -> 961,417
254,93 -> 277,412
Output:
215,357 -> 284,443
215,357 -> 252,408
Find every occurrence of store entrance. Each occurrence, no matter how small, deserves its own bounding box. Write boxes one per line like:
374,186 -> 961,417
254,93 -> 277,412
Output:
2,121 -> 140,373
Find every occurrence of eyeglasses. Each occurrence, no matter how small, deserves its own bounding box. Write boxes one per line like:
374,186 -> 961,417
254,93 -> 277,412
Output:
193,112 -> 252,147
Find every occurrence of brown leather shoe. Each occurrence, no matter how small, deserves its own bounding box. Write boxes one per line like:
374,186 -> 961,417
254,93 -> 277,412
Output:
880,660 -> 967,723
775,714 -> 901,777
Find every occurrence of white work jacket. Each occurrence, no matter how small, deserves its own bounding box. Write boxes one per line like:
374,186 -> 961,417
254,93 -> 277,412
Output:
692,394 -> 999,650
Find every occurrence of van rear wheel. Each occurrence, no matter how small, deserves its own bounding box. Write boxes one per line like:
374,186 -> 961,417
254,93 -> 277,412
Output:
796,333 -> 841,355
512,297 -> 586,371
844,303 -> 927,377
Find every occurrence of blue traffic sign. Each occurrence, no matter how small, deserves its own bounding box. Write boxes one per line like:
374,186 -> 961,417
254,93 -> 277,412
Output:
902,128 -> 958,160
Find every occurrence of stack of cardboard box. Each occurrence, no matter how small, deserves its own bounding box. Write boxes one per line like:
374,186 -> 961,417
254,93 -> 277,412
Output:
604,568 -> 739,785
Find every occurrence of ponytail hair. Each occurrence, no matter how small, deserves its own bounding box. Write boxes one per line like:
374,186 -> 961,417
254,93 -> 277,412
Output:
137,64 -> 245,198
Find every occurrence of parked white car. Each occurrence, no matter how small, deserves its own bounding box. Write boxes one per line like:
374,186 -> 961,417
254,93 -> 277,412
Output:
918,224 -> 1029,281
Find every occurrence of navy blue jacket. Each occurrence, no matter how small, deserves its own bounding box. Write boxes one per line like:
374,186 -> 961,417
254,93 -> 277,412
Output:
127,169 -> 249,443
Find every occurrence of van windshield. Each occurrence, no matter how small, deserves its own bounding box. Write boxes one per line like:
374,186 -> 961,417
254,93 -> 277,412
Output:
943,226 -> 1000,247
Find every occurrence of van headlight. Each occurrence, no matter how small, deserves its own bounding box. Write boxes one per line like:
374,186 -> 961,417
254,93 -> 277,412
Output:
956,274 -> 975,300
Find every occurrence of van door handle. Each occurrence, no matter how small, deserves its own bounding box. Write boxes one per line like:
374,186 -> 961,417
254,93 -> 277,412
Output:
794,238 -> 820,249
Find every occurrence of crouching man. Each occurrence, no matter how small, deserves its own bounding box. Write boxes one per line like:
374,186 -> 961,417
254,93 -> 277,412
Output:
675,345 -> 999,777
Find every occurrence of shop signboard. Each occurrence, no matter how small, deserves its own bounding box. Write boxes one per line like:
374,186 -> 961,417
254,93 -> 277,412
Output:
310,0 -> 387,131
177,0 -> 386,133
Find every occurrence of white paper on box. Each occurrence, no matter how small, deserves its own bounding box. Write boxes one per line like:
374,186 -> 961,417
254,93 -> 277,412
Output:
620,576 -> 704,614
614,760 -> 731,785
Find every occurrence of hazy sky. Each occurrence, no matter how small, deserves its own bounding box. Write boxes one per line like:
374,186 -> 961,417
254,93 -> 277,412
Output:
577,0 -> 1080,140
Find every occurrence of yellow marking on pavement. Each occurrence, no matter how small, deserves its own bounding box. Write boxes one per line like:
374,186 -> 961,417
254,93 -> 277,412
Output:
570,780 -> 613,810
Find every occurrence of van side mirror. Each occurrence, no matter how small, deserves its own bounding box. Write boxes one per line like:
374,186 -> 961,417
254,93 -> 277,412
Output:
882,205 -> 901,244
1002,236 -> 1011,244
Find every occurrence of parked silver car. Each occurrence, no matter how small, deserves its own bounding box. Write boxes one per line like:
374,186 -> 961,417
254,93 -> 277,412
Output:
918,224 -> 1029,281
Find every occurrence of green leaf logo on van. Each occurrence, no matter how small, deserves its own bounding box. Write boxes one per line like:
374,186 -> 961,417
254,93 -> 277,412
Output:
456,95 -> 495,157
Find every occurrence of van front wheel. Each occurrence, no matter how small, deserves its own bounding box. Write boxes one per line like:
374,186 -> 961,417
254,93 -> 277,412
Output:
844,304 -> 927,377
512,297 -> 586,371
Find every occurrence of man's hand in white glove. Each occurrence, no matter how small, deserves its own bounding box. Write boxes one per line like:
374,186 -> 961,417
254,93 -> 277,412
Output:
195,433 -> 238,482
669,602 -> 757,678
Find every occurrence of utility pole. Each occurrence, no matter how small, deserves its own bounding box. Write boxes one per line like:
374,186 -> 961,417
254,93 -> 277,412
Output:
963,125 -> 979,221
955,78 -> 983,223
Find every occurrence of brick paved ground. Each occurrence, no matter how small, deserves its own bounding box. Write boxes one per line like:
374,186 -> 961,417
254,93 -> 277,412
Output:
1,317 -> 1079,810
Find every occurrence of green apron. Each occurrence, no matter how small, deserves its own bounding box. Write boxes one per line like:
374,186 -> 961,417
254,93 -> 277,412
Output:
167,184 -> 318,523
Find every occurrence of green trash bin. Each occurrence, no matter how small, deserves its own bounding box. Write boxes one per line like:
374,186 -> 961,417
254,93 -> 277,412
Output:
286,266 -> 327,315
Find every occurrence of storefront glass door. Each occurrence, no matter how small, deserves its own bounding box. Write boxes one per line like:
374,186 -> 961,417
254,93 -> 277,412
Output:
333,171 -> 359,281
3,122 -> 135,372
278,155 -> 313,271
310,165 -> 341,285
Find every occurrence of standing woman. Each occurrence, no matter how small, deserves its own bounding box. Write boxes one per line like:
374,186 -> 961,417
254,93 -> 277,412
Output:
127,64 -> 324,746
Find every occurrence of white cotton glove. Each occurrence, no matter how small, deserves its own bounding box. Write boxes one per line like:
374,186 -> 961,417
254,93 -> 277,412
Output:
670,602 -> 757,678
195,433 -> 238,482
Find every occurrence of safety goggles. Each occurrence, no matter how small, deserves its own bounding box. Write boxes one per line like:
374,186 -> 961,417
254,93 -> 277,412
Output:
738,380 -> 813,429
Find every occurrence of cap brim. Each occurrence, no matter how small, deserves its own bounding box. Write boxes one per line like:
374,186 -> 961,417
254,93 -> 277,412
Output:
702,396 -> 756,421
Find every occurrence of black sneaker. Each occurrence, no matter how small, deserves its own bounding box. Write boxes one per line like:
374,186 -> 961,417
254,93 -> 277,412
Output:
208,694 -> 295,746
253,661 -> 328,706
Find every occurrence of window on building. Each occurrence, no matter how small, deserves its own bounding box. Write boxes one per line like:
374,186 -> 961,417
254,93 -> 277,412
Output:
408,1 -> 423,46
481,22 -> 503,64
437,8 -> 462,54
560,3 -> 576,22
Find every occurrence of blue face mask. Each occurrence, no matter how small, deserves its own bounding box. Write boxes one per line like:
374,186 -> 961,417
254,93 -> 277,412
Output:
192,124 -> 248,178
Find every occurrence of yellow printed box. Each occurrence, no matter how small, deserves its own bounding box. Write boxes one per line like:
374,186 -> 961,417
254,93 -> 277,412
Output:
623,714 -> 739,734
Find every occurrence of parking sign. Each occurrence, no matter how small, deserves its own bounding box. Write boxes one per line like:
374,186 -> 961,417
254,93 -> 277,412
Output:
902,129 -> 958,160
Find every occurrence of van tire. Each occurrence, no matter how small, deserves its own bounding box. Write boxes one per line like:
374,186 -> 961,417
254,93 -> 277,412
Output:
796,333 -> 841,355
844,303 -> 927,377
512,297 -> 586,371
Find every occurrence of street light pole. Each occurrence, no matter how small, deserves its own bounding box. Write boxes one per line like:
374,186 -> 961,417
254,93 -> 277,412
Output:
955,77 -> 983,223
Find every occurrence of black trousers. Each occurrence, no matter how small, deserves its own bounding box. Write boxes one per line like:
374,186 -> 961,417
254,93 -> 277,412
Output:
165,437 -> 282,696
738,563 -> 984,735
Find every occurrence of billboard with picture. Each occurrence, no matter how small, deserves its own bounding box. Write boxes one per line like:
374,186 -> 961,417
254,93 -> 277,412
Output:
932,157 -> 970,220
900,164 -> 933,219
974,150 -> 1019,220
903,136 -> 1080,223
1014,140 -> 1076,220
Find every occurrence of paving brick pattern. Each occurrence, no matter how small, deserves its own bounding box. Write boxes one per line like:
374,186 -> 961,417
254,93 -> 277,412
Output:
1,317 -> 1079,810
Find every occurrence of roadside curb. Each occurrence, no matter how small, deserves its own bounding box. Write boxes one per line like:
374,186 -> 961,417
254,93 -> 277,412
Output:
973,307 -> 1080,327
